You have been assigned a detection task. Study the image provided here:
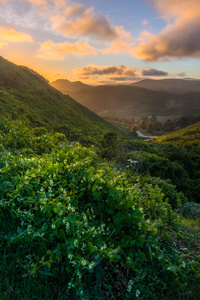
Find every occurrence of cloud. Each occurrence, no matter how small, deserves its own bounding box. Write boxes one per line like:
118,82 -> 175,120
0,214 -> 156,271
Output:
36,40 -> 97,60
50,1 -> 135,56
102,26 -> 134,55
109,76 -> 139,82
51,2 -> 119,40
175,72 -> 186,77
134,0 -> 200,61
75,64 -> 138,77
141,68 -> 168,76
0,26 -> 33,48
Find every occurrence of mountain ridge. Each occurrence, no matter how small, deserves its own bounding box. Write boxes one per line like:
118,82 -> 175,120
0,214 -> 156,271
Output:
131,78 -> 200,94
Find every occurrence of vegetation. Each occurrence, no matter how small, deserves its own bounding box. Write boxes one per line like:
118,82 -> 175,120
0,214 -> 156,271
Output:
156,121 -> 200,150
1,57 -> 200,299
1,117 -> 200,299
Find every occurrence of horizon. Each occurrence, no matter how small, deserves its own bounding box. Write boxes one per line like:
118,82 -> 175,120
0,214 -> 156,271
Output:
0,0 -> 200,84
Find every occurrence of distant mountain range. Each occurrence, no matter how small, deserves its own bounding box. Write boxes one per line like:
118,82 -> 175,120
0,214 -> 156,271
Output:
0,57 -> 123,142
131,79 -> 200,94
51,79 -> 200,120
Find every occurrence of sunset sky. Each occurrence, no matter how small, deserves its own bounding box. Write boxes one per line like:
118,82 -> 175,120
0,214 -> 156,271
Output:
0,0 -> 200,84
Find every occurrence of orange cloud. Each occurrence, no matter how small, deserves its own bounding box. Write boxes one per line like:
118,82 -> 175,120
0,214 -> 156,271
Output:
36,40 -> 97,60
134,0 -> 200,61
0,27 -> 33,48
27,0 -> 47,5
51,2 -> 126,41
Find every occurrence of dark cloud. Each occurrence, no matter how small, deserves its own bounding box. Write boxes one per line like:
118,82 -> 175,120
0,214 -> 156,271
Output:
75,64 -> 138,76
109,76 -> 138,81
142,68 -> 168,76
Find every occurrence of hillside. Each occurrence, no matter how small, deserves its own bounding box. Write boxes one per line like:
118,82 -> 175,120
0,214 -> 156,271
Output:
156,121 -> 200,150
0,57 -> 126,142
132,79 -> 200,94
65,85 -> 200,120
51,79 -> 91,93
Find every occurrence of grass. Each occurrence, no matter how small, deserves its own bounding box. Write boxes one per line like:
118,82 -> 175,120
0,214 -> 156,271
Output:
167,216 -> 200,262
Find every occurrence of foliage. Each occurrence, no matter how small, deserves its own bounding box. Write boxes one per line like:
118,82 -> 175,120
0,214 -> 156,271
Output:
0,120 -> 200,299
181,202 -> 200,220
141,176 -> 186,209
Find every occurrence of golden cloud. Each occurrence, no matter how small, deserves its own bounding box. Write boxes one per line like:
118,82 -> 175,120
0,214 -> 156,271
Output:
135,0 -> 200,61
36,40 -> 97,60
0,27 -> 33,47
51,3 -> 118,41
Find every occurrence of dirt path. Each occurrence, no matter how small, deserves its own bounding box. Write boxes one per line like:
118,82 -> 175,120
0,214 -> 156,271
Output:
136,130 -> 158,139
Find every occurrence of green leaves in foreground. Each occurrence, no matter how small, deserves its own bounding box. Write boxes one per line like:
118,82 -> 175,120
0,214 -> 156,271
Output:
0,139 -> 199,298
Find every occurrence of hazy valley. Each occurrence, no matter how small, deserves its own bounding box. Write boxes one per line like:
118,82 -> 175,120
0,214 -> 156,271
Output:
51,79 -> 200,121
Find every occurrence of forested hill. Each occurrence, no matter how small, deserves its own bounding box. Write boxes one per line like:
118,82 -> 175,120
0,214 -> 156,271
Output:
0,56 -> 125,142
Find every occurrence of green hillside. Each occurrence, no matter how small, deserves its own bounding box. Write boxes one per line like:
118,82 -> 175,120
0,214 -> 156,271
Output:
0,57 -> 125,142
156,121 -> 200,150
132,79 -> 200,94
63,85 -> 200,120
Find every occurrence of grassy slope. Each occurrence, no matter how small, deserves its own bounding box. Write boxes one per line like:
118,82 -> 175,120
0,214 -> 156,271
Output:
0,57 -> 129,141
156,121 -> 200,150
55,84 -> 200,119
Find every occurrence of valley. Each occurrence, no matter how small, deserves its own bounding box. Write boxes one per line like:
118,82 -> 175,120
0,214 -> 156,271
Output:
51,79 -> 200,121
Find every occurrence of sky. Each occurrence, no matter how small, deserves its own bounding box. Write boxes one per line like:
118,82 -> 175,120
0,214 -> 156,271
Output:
0,0 -> 200,84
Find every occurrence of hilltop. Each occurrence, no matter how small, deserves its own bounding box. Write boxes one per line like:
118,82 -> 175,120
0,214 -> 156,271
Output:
131,78 -> 200,94
51,79 -> 91,93
0,57 -> 126,142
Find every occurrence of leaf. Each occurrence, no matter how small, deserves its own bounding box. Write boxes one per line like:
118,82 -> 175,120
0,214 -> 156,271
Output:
58,229 -> 66,240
